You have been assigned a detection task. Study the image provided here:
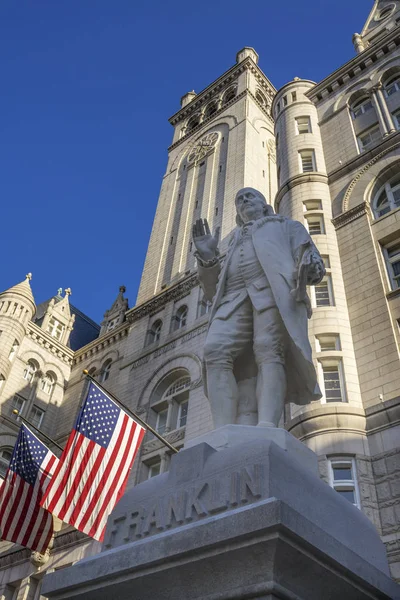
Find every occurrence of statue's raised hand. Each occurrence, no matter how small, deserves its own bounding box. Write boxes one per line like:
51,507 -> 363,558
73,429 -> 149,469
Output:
192,219 -> 220,262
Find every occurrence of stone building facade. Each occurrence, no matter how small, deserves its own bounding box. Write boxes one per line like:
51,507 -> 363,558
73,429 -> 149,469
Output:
0,1 -> 400,596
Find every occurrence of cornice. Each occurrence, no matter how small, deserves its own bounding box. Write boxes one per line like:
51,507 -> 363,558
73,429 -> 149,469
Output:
328,133 -> 400,185
126,274 -> 199,324
332,202 -> 369,230
306,28 -> 400,103
168,57 -> 276,126
27,322 -> 74,366
73,325 -> 129,365
365,396 -> 400,434
287,404 -> 367,442
168,90 -> 246,152
275,172 -> 328,209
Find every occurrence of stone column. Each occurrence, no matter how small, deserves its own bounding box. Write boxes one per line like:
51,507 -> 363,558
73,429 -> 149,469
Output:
375,84 -> 396,134
370,88 -> 389,136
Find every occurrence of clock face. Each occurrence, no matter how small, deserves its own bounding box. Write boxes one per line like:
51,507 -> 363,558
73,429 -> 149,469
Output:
188,132 -> 219,164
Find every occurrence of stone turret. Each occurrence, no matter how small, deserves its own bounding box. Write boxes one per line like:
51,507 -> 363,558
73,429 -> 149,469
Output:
37,288 -> 75,346
0,274 -> 36,389
99,286 -> 129,336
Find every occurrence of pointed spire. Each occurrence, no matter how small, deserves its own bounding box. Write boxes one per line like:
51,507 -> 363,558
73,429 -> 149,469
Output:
0,274 -> 35,306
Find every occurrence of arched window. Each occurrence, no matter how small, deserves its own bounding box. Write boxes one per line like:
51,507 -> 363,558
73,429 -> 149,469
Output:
100,359 -> 112,383
186,114 -> 200,133
255,90 -> 267,107
223,87 -> 236,105
8,339 -> 19,361
0,448 -> 12,479
88,367 -> 97,377
205,102 -> 217,118
40,372 -> 56,395
172,305 -> 188,331
164,376 -> 191,398
350,96 -> 373,119
151,374 -> 191,436
372,173 -> 400,218
384,75 -> 400,97
148,319 -> 162,345
23,360 -> 38,383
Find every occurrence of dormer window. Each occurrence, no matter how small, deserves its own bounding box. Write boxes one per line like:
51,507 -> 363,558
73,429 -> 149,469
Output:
351,97 -> 373,119
47,317 -> 64,341
107,318 -> 119,332
378,6 -> 393,20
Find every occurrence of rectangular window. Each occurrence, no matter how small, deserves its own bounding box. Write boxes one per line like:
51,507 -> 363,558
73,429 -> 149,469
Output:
30,406 -> 45,429
283,95 -> 288,106
47,318 -> 64,341
306,215 -> 325,235
148,462 -> 161,479
322,364 -> 344,402
316,334 -> 341,352
328,457 -> 360,508
178,401 -> 188,428
299,149 -> 316,173
314,275 -> 334,307
296,116 -> 311,134
11,395 -> 25,418
357,125 -> 381,152
291,91 -> 297,102
156,409 -> 168,435
384,241 -> 400,290
321,254 -> 331,268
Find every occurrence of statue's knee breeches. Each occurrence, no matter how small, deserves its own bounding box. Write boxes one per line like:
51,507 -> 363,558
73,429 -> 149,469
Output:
203,335 -> 235,367
253,307 -> 286,366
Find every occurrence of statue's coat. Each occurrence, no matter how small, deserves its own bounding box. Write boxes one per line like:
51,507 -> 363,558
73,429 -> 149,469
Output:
198,215 -> 323,406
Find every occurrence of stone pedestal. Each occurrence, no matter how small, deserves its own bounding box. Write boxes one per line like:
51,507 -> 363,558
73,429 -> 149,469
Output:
42,427 -> 399,600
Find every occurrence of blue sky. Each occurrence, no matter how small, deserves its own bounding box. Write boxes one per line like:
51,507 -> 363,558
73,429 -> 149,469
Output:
0,0 -> 372,324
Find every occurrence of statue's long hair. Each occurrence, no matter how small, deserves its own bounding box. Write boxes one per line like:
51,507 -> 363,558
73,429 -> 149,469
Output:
235,188 -> 275,227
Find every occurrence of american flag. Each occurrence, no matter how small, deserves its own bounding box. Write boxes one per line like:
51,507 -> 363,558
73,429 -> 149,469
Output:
40,382 -> 146,541
0,424 -> 58,553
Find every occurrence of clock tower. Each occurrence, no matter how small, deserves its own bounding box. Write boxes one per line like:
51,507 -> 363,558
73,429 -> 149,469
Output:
137,48 -> 277,304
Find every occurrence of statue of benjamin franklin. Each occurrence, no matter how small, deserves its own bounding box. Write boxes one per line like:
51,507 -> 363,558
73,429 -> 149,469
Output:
192,187 -> 326,429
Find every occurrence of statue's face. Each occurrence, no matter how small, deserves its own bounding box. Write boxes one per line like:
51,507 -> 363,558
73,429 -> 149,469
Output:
235,188 -> 266,223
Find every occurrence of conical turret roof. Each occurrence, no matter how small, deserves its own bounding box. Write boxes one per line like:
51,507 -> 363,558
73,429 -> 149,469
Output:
0,274 -> 35,307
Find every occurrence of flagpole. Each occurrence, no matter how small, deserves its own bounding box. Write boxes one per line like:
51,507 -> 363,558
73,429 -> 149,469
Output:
83,371 -> 179,454
10,411 -> 64,452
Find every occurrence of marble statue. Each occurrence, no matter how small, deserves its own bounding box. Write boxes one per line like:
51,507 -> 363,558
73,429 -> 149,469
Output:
192,187 -> 326,429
